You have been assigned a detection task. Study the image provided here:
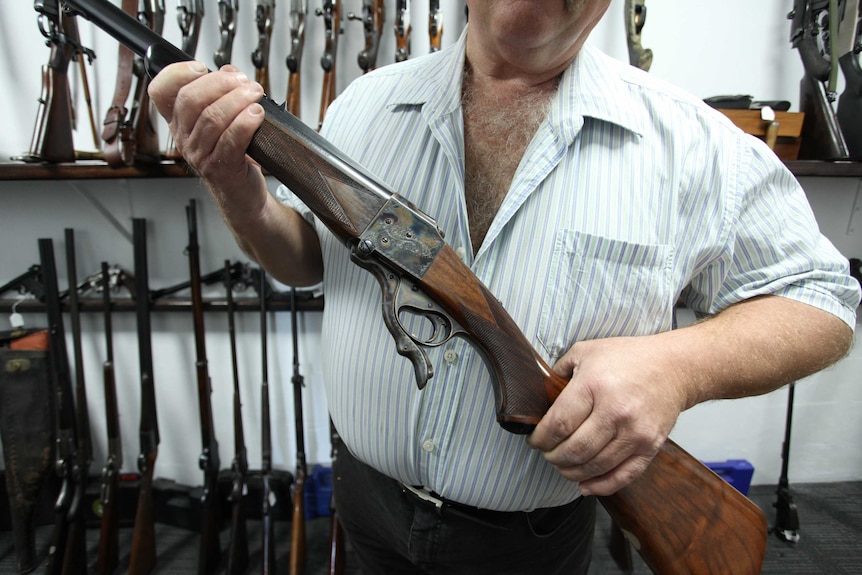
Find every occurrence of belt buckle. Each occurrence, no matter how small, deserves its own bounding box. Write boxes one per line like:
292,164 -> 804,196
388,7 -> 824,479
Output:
401,483 -> 445,515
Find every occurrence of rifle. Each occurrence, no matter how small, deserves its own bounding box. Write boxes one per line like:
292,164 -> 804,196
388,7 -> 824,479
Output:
326,421 -> 344,575
624,0 -> 652,71
285,0 -> 308,117
186,199 -> 223,575
772,382 -> 801,544
789,0 -> 851,159
348,0 -> 384,73
62,4 -> 770,572
128,218 -> 160,575
289,287 -> 308,575
836,0 -> 862,157
24,1 -> 94,163
214,0 -> 239,67
97,261 -> 123,575
38,237 -> 79,575
130,0 -> 166,163
59,229 -> 93,575
428,0 -> 442,53
0,265 -> 45,301
102,0 -> 137,166
225,260 -> 250,575
251,0 -> 275,94
316,0 -> 342,130
259,268 -> 277,574
394,0 -> 410,62
66,11 -> 101,150
150,259 -> 247,299
166,0 -> 205,159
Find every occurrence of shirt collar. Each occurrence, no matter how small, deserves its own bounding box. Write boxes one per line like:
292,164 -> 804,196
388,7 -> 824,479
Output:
383,28 -> 645,142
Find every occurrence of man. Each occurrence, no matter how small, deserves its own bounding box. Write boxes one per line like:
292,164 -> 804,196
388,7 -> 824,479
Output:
149,1 -> 860,573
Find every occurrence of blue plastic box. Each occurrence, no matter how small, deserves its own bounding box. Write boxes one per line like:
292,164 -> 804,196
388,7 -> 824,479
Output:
704,459 -> 754,495
303,464 -> 334,519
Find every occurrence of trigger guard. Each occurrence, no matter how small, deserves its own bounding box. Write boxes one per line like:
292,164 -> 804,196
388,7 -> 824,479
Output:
350,250 -> 433,389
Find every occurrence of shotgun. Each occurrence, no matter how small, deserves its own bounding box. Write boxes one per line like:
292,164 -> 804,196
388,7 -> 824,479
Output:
214,0 -> 239,67
285,0 -> 307,117
0,265 -> 45,301
428,0 -> 442,53
259,268 -> 277,575
225,260 -> 250,575
251,0 -> 275,94
347,0 -> 385,73
128,218 -> 160,575
60,229 -> 93,575
97,261 -> 123,575
289,287 -> 308,575
186,199 -> 223,575
316,0 -> 342,130
167,0 -> 205,159
61,3 -> 769,572
38,237 -> 79,575
130,0 -> 165,163
623,0 -> 652,71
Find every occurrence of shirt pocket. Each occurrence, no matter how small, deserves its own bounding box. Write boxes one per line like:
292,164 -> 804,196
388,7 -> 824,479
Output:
537,230 -> 674,363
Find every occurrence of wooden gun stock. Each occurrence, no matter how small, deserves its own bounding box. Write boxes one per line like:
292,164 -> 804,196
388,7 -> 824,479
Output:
128,451 -> 158,575
61,4 -> 769,571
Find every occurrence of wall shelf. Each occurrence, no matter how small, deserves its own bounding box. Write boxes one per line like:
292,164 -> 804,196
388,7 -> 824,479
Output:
0,295 -> 324,314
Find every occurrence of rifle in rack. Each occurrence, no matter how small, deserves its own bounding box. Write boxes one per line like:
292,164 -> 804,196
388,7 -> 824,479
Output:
285,0 -> 308,117
128,218 -> 160,575
66,12 -> 101,150
624,0 -> 652,71
789,0 -> 852,159
836,0 -> 862,157
428,0 -> 442,53
289,287 -> 308,575
150,260 -> 249,299
167,0 -> 205,159
259,269 -> 277,575
0,265 -> 45,301
39,237 -> 79,575
58,229 -> 93,575
97,261 -> 123,575
252,0 -> 275,94
348,0 -> 385,73
186,199 -> 223,575
23,1 -> 96,163
316,0 -> 342,130
57,4 -> 770,572
130,0 -> 165,163
394,0 -> 411,62
225,260 -> 250,575
214,0 -> 239,67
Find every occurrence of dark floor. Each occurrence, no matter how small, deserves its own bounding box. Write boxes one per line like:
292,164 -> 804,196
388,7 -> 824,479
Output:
1,482 -> 860,574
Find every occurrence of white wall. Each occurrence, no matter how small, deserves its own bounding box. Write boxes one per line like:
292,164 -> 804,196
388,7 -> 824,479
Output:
0,0 -> 859,489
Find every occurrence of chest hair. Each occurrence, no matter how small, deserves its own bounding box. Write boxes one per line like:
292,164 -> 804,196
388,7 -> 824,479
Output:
462,69 -> 557,255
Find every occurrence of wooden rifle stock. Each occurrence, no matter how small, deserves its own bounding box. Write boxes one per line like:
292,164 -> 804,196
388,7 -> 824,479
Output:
59,4 -> 769,571
252,0 -> 275,94
289,288 -> 308,575
129,218 -> 159,575
285,0 -> 307,117
428,0 -> 442,53
97,262 -> 122,575
394,0 -> 411,62
259,269 -> 277,574
186,200 -> 223,575
225,260 -> 250,575
316,0 -> 341,129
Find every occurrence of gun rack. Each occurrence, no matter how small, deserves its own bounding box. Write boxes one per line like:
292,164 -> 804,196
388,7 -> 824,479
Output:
0,296 -> 324,314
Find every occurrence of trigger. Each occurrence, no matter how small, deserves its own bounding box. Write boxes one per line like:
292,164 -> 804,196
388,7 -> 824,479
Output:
350,250 -> 433,389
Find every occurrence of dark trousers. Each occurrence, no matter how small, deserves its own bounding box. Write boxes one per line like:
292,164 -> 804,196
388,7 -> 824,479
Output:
333,447 -> 596,575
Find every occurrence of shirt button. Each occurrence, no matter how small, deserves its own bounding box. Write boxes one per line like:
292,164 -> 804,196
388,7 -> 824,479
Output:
455,246 -> 467,261
443,349 -> 458,365
421,439 -> 436,453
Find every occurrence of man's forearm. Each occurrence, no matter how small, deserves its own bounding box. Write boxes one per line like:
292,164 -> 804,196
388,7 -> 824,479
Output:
670,295 -> 853,410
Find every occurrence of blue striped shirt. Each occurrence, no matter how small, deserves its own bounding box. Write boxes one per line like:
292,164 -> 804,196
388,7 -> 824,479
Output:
278,29 -> 860,511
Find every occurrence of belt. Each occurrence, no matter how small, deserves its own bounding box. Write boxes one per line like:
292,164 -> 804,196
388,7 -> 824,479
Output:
398,483 -> 519,530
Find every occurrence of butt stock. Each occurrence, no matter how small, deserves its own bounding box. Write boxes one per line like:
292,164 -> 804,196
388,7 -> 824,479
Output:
316,0 -> 341,129
285,0 -> 307,117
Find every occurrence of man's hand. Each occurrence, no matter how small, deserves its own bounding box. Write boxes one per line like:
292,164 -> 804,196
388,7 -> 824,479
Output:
148,61 -> 267,225
527,334 -> 689,497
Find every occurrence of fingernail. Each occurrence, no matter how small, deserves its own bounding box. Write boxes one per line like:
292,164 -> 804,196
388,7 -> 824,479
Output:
579,486 -> 592,497
248,103 -> 264,116
189,60 -> 207,73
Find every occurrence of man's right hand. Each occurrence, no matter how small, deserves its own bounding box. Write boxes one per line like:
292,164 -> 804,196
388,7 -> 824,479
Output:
148,61 -> 268,225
